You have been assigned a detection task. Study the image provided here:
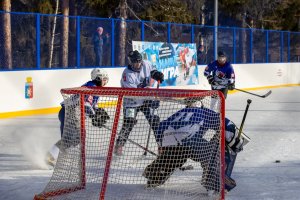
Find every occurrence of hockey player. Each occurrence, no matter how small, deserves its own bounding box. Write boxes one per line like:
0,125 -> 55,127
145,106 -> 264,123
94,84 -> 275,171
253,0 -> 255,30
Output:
143,98 -> 249,193
46,68 -> 110,167
114,50 -> 164,156
204,51 -> 235,99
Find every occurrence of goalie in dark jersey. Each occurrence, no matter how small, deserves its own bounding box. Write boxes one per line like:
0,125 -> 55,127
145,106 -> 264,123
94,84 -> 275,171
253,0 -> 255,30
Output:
143,97 -> 250,193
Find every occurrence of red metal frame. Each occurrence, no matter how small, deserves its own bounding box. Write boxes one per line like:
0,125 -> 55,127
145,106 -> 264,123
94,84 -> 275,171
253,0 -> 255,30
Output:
35,87 -> 226,200
99,94 -> 124,200
218,91 -> 226,200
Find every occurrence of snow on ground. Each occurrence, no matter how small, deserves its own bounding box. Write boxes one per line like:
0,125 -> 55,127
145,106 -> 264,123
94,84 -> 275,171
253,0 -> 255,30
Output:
0,87 -> 300,200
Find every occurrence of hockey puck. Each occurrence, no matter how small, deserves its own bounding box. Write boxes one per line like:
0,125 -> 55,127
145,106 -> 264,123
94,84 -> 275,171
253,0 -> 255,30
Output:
275,160 -> 281,163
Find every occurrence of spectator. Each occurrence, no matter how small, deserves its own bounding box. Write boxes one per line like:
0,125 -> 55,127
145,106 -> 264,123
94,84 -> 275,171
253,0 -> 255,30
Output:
93,27 -> 109,66
197,44 -> 207,65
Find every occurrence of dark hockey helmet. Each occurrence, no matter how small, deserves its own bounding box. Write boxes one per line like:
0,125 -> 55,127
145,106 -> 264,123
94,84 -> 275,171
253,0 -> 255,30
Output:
218,51 -> 226,57
128,50 -> 142,64
217,50 -> 227,65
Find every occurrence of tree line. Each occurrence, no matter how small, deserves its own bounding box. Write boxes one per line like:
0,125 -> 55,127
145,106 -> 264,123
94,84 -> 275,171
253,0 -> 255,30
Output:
1,0 -> 300,69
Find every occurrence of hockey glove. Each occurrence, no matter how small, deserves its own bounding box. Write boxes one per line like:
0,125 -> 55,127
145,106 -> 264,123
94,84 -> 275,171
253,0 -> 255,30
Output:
228,83 -> 235,90
92,108 -> 110,128
143,100 -> 160,109
150,70 -> 164,83
207,75 -> 215,85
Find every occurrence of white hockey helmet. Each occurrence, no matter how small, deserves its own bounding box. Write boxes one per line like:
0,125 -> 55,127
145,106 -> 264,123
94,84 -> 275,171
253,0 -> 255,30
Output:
91,68 -> 109,85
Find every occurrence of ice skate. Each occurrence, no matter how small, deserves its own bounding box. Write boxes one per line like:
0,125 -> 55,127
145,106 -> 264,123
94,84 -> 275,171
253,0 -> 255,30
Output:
45,152 -> 56,167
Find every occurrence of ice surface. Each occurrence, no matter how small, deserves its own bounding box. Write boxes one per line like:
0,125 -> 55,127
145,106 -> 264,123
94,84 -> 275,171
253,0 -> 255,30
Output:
1,87 -> 300,200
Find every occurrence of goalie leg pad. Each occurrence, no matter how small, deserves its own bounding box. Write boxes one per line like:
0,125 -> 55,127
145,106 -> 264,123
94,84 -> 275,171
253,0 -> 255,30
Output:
143,146 -> 188,187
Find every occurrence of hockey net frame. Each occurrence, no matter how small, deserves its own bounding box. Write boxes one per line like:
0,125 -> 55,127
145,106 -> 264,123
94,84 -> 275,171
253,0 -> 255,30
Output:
34,87 -> 226,200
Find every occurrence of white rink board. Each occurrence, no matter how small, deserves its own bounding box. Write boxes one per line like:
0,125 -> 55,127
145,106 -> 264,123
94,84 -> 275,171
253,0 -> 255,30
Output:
0,63 -> 299,114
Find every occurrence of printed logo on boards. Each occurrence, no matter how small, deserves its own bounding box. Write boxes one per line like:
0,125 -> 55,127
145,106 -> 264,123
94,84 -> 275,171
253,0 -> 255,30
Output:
25,77 -> 33,99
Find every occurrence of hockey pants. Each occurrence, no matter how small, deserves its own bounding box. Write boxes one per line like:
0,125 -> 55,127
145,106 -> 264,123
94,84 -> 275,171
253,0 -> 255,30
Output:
116,106 -> 160,147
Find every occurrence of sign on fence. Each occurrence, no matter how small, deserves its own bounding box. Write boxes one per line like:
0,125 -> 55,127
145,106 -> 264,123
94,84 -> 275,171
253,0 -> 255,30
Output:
132,41 -> 198,87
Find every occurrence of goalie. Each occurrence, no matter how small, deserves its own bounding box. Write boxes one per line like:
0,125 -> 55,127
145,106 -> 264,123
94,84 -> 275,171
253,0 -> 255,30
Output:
46,68 -> 110,167
143,98 -> 250,193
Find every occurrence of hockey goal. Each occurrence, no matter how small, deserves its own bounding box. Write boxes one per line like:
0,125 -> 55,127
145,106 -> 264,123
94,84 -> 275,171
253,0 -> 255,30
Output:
34,87 -> 225,200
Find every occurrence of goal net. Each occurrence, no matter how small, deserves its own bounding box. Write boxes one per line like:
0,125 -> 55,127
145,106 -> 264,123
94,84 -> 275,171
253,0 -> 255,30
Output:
35,87 -> 225,200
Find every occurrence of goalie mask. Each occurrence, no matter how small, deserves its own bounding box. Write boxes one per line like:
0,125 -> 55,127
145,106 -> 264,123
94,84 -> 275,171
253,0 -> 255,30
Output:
91,68 -> 109,86
183,97 -> 204,108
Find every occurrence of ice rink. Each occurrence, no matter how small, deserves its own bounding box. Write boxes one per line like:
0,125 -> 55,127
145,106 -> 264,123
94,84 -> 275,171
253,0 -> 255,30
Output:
0,86 -> 300,200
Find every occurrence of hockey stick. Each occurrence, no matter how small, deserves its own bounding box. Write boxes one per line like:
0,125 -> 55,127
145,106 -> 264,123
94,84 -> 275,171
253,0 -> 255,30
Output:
235,88 -> 272,98
102,125 -> 157,156
102,125 -> 193,171
238,99 -> 252,138
226,99 -> 252,177
143,81 -> 160,156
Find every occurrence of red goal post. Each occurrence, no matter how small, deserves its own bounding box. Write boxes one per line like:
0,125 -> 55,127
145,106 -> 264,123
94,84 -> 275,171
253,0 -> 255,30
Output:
34,87 -> 226,200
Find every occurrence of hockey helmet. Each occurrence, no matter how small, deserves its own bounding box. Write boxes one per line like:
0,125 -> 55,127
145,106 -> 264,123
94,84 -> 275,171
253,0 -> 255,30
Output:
217,50 -> 227,65
91,68 -> 109,86
183,97 -> 204,107
128,50 -> 142,64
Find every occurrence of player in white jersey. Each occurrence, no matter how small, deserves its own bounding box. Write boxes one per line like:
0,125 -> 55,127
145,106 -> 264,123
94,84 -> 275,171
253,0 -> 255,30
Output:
114,50 -> 164,156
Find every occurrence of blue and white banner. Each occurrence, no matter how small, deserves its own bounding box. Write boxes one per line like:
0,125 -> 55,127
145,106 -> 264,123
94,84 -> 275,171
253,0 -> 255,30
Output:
132,41 -> 198,87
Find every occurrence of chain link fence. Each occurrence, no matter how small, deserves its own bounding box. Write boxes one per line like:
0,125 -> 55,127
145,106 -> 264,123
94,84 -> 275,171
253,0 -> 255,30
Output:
1,11 -> 299,70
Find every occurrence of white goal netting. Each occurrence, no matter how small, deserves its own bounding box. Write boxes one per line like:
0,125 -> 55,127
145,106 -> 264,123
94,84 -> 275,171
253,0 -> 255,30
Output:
35,87 -> 225,200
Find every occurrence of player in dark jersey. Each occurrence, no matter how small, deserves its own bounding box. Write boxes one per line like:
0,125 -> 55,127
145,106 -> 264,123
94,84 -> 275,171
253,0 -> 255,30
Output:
143,98 -> 250,194
46,68 -> 110,167
204,51 -> 235,99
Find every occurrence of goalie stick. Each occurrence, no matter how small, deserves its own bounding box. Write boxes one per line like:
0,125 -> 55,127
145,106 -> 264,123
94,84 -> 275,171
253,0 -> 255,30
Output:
226,99 -> 252,177
235,88 -> 272,98
101,125 -> 194,171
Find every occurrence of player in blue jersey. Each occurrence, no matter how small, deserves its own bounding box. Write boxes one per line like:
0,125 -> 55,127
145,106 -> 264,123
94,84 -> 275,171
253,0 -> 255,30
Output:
143,98 -> 249,193
114,50 -> 164,156
204,51 -> 235,99
46,68 -> 110,166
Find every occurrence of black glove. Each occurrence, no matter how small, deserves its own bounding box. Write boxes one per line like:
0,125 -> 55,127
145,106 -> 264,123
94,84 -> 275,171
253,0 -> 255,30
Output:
150,70 -> 164,83
207,75 -> 215,85
228,82 -> 235,90
143,100 -> 160,109
92,108 -> 110,128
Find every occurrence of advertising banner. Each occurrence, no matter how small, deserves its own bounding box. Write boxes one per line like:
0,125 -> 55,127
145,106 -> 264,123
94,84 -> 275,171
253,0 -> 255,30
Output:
132,41 -> 198,87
